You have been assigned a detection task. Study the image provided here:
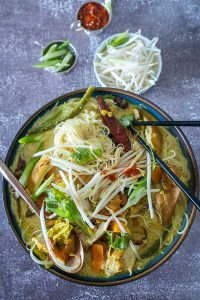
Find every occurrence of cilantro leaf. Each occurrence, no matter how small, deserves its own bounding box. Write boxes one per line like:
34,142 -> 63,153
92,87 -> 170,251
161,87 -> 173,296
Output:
119,115 -> 135,128
70,148 -> 102,165
105,231 -> 131,250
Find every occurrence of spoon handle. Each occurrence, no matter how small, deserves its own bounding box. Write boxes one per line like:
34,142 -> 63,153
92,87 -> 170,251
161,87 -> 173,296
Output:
0,157 -> 40,217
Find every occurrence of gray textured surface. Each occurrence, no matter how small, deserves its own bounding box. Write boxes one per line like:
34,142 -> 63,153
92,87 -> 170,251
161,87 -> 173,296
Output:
0,0 -> 200,299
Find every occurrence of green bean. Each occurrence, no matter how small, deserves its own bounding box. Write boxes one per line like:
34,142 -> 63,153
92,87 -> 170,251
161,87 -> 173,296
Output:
29,86 -> 95,134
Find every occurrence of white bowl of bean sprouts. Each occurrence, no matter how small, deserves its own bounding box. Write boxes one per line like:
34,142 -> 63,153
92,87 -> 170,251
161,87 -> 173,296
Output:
94,30 -> 162,94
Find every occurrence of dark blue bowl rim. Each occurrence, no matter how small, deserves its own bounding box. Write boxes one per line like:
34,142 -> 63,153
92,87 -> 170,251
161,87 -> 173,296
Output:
2,87 -> 199,286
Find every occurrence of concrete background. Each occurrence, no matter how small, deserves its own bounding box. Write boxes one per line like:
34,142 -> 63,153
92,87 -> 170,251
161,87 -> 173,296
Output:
0,0 -> 200,299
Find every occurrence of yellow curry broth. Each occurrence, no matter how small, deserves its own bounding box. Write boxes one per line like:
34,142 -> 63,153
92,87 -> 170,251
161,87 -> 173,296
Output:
10,98 -> 189,277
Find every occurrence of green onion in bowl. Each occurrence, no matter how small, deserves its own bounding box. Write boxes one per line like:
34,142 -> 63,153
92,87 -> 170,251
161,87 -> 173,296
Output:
33,40 -> 77,74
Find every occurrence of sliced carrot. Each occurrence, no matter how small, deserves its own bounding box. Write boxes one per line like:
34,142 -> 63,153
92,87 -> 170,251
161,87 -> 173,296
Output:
110,220 -> 121,233
110,220 -> 131,234
152,166 -> 163,183
91,244 -> 104,273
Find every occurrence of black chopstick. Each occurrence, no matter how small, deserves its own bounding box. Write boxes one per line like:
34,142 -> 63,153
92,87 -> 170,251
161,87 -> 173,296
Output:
131,121 -> 200,127
128,126 -> 200,211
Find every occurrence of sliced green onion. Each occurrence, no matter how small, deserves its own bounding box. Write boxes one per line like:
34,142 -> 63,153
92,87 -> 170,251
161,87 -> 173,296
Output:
51,52 -> 73,72
57,41 -> 69,50
40,49 -> 67,62
33,40 -> 75,73
111,29 -> 130,47
53,63 -> 70,73
101,29 -> 130,52
61,52 -> 73,64
46,44 -> 57,53
32,174 -> 54,200
19,142 -> 44,187
18,133 -> 43,144
111,37 -> 129,48
33,59 -> 61,69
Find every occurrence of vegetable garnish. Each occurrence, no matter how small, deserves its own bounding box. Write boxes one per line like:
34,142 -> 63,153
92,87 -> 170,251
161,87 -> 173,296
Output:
48,219 -> 73,244
28,86 -> 94,134
70,148 -> 102,165
119,115 -> 135,128
19,142 -> 44,188
107,29 -> 130,49
94,30 -> 162,94
127,177 -> 147,208
45,188 -> 92,235
18,133 -> 43,144
105,231 -> 131,250
33,40 -> 76,73
106,207 -> 140,260
32,174 -> 54,200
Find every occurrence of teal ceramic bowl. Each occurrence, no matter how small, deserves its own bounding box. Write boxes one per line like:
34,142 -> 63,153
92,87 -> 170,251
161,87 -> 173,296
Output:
3,88 -> 199,286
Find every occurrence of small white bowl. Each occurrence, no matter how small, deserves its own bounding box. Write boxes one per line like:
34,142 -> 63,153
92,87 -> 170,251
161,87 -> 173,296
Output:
93,32 -> 162,94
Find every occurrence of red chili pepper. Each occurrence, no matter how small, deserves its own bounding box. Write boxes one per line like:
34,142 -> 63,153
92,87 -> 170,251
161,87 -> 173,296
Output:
98,96 -> 132,152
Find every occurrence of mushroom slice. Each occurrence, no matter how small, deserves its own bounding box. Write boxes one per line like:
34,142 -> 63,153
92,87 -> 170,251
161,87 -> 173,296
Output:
155,187 -> 181,225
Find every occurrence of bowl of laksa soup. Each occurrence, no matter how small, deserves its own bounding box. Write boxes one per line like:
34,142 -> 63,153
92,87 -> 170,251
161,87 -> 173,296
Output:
3,87 -> 198,285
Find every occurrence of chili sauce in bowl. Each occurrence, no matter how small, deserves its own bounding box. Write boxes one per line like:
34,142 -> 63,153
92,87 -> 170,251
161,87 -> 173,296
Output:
77,1 -> 111,35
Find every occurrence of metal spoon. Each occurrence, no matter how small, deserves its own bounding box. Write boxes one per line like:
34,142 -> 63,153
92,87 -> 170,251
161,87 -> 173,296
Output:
0,156 -> 84,273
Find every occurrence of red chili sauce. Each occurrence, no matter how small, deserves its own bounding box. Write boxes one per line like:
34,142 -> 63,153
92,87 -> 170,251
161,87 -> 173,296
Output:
107,173 -> 116,181
124,166 -> 139,177
78,2 -> 109,31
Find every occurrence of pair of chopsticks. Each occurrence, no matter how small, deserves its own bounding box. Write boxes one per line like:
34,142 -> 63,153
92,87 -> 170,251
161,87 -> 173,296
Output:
132,120 -> 200,127
128,126 -> 200,211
